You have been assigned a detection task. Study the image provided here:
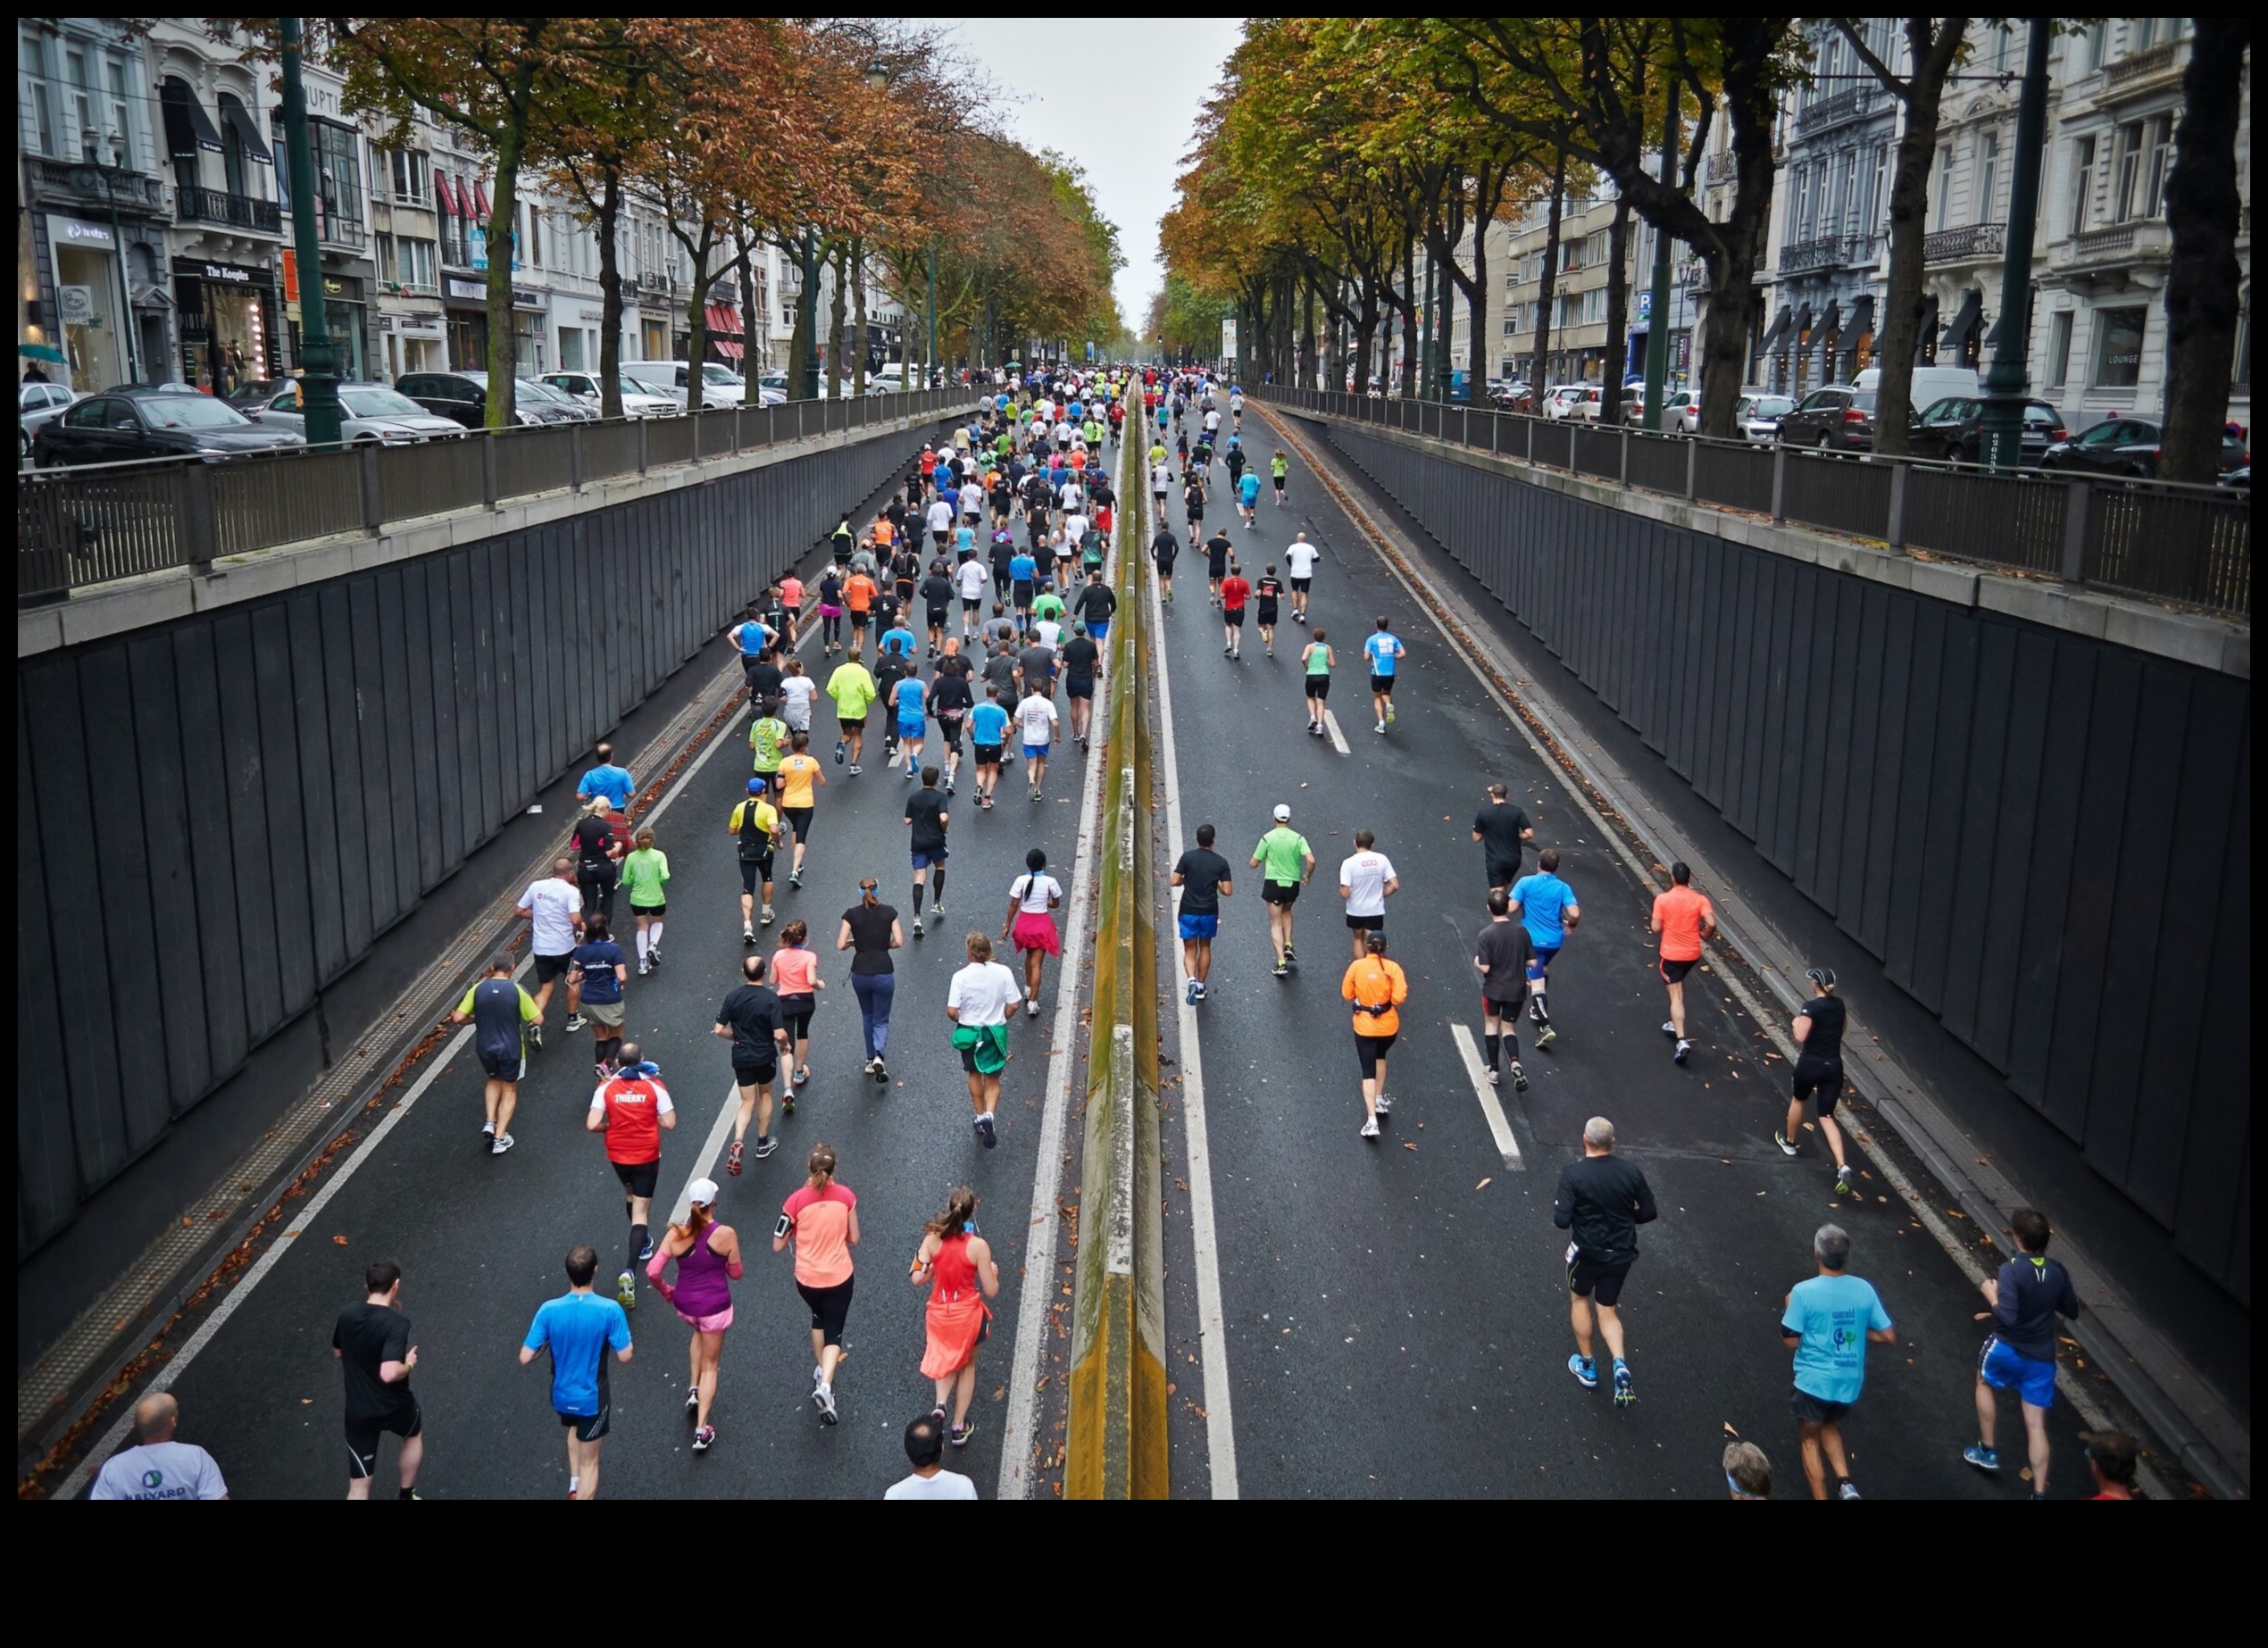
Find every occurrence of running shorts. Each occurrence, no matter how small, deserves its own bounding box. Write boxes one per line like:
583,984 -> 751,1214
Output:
1022,742 -> 1050,762
610,1157 -> 661,1199
1088,620 -> 1110,643
1789,1386 -> 1853,1426
731,1055 -> 778,1089
479,1048 -> 525,1083
1178,912 -> 1219,941
778,997 -> 816,1043
912,847 -> 948,870
1307,677 -> 1331,700
1262,879 -> 1300,906
558,1405 -> 611,1442
896,717 -> 925,742
1486,861 -> 1521,889
937,715 -> 965,750
1065,676 -> 1095,700
534,952 -> 574,985
781,805 -> 814,843
1978,1335 -> 2058,1409
1369,674 -> 1397,695
927,606 -> 950,631
1791,1055 -> 1845,1112
738,857 -> 774,894
1353,1032 -> 1398,1073
973,743 -> 1003,766
1256,603 -> 1279,626
1658,955 -> 1699,984
1527,945 -> 1560,980
1567,1254 -> 1633,1306
629,902 -> 668,919
838,715 -> 867,734
1345,912 -> 1384,932
346,1396 -> 423,1479
1274,476 -> 1287,493
1289,576 -> 1311,592
796,1277 -> 855,1346
1224,607 -> 1246,627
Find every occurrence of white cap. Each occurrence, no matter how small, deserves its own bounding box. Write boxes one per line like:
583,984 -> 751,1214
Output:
686,1177 -> 720,1208
1272,803 -> 1292,822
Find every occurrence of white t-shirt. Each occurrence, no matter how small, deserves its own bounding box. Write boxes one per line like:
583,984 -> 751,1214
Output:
589,1078 -> 674,1119
1060,481 -> 1084,511
886,1468 -> 980,1500
522,877 -> 584,955
1338,851 -> 1398,918
946,960 -> 1023,1026
90,1441 -> 229,1501
926,501 -> 953,534
1016,695 -> 1059,746
1010,870 -> 1063,913
1204,409 -> 1222,432
961,487 -> 983,517
1062,512 -> 1088,544
1031,619 -> 1063,649
780,674 -> 818,728
1150,462 -> 1173,494
955,561 -> 988,601
1284,541 -> 1320,578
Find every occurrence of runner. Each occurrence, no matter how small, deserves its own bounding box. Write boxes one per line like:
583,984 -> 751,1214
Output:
713,953 -> 789,1173
519,1244 -> 634,1501
1775,967 -> 1855,1194
770,920 -> 822,1091
576,741 -> 634,812
946,931 -> 1022,1146
1008,544 -> 1039,631
1254,564 -> 1284,657
927,653 -> 973,794
621,826 -> 671,975
1554,1115 -> 1655,1407
1171,823 -> 1234,1004
838,878 -> 904,1083
1204,527 -> 1233,605
1300,627 -> 1336,736
1184,472 -> 1208,542
1059,622 -> 1101,750
1003,848 -> 1063,1015
448,953 -> 537,1155
2081,1433 -> 2140,1501
1780,1223 -> 1897,1499
955,553 -> 989,644
88,1394 -> 229,1502
779,571 -> 804,650
1440,881 -> 1522,1097
774,732 -> 825,889
1723,1442 -> 1773,1501
1336,830 -> 1401,962
1070,566 -> 1115,646
1964,1207 -> 2084,1498
1340,932 -> 1409,1140
1472,780 -> 1535,894
646,1179 -> 739,1453
1030,582 -> 1066,645
1237,462 -> 1262,529
1015,682 -> 1059,801
1509,849 -> 1580,1048
587,1046 -> 674,1308
969,684 -> 1011,811
1272,448 -> 1290,507
1219,562 -> 1249,660
1250,803 -> 1316,978
925,487 -> 954,553
334,1259 -> 422,1500
729,777 -> 780,944
1363,617 -> 1405,734
570,796 -> 623,926
826,647 -> 878,776
1150,455 -> 1174,518
912,1186 -> 1002,1449
815,569 -> 846,657
905,766 -> 950,936
776,1143 -> 860,1426
564,915 -> 629,1076
1283,531 -> 1319,624
844,564 -> 879,653
890,663 -> 928,780
1650,861 -> 1716,1066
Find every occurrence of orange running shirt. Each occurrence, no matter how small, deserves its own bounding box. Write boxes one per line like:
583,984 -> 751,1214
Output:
781,1182 -> 857,1287
1652,885 -> 1714,961
845,573 -> 877,613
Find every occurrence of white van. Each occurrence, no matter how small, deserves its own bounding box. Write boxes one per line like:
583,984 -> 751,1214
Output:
1850,364 -> 1979,407
621,359 -> 746,408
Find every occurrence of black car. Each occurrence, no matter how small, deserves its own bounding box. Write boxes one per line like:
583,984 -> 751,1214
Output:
30,386 -> 305,467
395,370 -> 556,429
2038,415 -> 2248,479
1775,384 -> 1878,452
1911,396 -> 2067,464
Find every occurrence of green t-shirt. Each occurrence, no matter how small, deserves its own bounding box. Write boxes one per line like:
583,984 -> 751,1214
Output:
748,715 -> 788,773
621,847 -> 671,908
1302,642 -> 1334,678
1271,455 -> 1288,479
1032,593 -> 1065,621
1253,827 -> 1313,886
827,662 -> 877,719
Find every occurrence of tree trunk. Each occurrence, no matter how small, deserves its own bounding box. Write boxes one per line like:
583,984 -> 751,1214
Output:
596,169 -> 623,420
784,234 -> 813,398
1534,149 -> 1568,391
682,244 -> 713,414
1601,196 -> 1632,424
1396,236 -> 1420,395
826,243 -> 849,395
485,129 -> 526,429
732,228 -> 758,387
2159,17 -> 2250,484
1690,22 -> 1781,439
852,238 -> 869,397
1435,230 -> 1455,397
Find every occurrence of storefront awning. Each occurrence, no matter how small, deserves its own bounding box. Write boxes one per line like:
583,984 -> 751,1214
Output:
1980,299 -> 2006,351
714,338 -> 745,361
160,78 -> 224,158
1939,287 -> 1982,355
1913,294 -> 1939,362
1844,294 -> 1874,346
1812,298 -> 1840,354
1760,305 -> 1793,353
434,174 -> 459,218
470,179 -> 491,221
704,301 -> 741,337
1793,302 -> 1813,354
218,94 -> 271,162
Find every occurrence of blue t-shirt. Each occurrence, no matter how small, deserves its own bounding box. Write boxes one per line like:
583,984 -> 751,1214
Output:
937,483 -> 959,515
1238,472 -> 1261,504
1009,553 -> 1038,585
880,627 -> 916,660
576,762 -> 634,808
735,620 -> 771,658
570,938 -> 625,1003
1363,631 -> 1405,677
1782,1273 -> 1893,1404
969,701 -> 1012,746
955,524 -> 977,555
893,677 -> 926,723
1509,872 -> 1576,949
524,1291 -> 631,1416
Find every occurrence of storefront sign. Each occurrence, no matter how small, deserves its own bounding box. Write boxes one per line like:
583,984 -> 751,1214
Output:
446,278 -> 487,303
512,287 -> 546,312
579,308 -> 605,325
388,315 -> 446,340
46,214 -> 116,254
323,274 -> 364,301
58,285 -> 97,325
198,262 -> 261,285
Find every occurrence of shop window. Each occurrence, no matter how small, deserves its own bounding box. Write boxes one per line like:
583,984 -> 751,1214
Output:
2068,137 -> 2095,237
2091,304 -> 2145,388
2047,311 -> 2073,387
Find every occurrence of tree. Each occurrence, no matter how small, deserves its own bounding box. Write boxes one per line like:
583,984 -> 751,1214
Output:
2159,17 -> 2251,485
1836,19 -> 1972,457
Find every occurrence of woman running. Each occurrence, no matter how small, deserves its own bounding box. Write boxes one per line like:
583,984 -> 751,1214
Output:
816,568 -> 846,657
646,1177 -> 741,1453
1301,627 -> 1336,737
1003,847 -> 1063,1017
771,920 -> 823,1094
837,878 -> 904,1083
776,1143 -> 859,1426
621,826 -> 670,975
1340,931 -> 1410,1141
912,1186 -> 1001,1450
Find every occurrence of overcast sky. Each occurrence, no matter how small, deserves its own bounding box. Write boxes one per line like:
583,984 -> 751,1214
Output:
943,17 -> 1247,335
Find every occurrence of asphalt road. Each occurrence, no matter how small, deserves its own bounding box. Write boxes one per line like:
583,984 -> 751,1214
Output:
1151,422 -> 2096,1499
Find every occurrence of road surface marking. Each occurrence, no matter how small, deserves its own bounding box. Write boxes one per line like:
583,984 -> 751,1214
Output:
1147,507 -> 1241,1500
1322,709 -> 1350,755
1448,1023 -> 1524,1170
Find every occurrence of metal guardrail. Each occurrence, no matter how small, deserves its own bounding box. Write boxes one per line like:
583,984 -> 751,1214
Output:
20,387 -> 982,601
1259,387 -> 2250,618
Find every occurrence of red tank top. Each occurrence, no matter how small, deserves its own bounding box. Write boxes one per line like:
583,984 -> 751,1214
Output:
598,1076 -> 669,1164
929,1231 -> 979,1301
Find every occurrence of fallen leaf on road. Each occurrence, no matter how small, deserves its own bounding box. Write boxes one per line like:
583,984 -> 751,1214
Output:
332,1235 -> 349,1245
302,1398 -> 313,1405
1475,1178 -> 1492,1190
1722,1420 -> 1739,1437
1402,1142 -> 1417,1151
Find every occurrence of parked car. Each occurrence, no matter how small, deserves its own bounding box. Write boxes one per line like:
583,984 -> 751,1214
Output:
1909,396 -> 2067,464
864,364 -> 906,395
1852,363 -> 1980,411
30,385 -> 305,466
1488,380 -> 1534,412
223,378 -> 290,411
395,370 -> 555,428
244,380 -> 468,445
539,371 -> 681,418
2038,415 -> 2248,479
1775,384 -> 1879,452
1543,384 -> 1603,422
1619,387 -> 1701,433
621,359 -> 746,407
516,377 -> 599,421
1737,392 -> 1797,444
19,379 -> 79,460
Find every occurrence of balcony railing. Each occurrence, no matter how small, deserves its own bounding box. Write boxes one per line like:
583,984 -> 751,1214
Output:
1924,221 -> 2005,264
177,185 -> 282,235
1780,233 -> 1866,274
27,154 -> 168,212
1796,82 -> 1880,137
2072,223 -> 2137,259
2102,37 -> 2180,87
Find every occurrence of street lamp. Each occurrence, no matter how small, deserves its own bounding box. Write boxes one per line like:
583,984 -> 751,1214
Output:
864,58 -> 889,91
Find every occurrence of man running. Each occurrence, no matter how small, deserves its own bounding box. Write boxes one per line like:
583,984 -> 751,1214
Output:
954,553 -> 988,644
890,664 -> 928,781
1300,627 -> 1336,735
969,683 -> 1011,811
1250,803 -> 1316,978
1059,621 -> 1102,750
918,559 -> 955,660
927,654 -> 973,794
1219,562 -> 1249,660
1237,462 -> 1262,528
88,1394 -> 229,1501
588,1045 -> 674,1309
1509,848 -> 1580,1049
1775,966 -> 1855,1194
748,697 -> 788,803
1554,1115 -> 1655,1408
1965,1207 -> 2084,1498
826,647 -> 878,776
1473,889 -> 1533,1090
713,953 -> 789,1172
1472,780 -> 1535,894
576,741 -> 635,812
727,777 -> 781,945
1151,523 -> 1180,603
946,932 -> 1022,1148
515,858 -> 582,1044
449,953 -> 537,1155
1071,566 -> 1115,646
335,1259 -> 423,1500
1363,617 -> 1405,735
1171,823 -> 1234,1004
1283,531 -> 1319,625
1254,564 -> 1284,657
1781,1223 -> 1896,1500
1650,861 -> 1715,1066
1337,828 -> 1399,962
1008,544 -> 1039,631
1015,683 -> 1058,801
1204,527 -> 1232,605
905,766 -> 949,937
520,1244 -> 634,1502
774,732 -> 824,889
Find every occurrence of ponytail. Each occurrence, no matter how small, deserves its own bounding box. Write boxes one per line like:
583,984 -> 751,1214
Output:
923,1186 -> 979,1240
806,1142 -> 838,1191
859,877 -> 880,911
672,1202 -> 713,1244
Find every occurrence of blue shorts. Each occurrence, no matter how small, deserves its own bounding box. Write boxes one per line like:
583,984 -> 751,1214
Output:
1088,620 -> 1110,642
1979,1335 -> 2057,1409
897,718 -> 924,741
912,847 -> 948,870
1178,912 -> 1219,941
1527,945 -> 1561,981
1023,742 -> 1050,762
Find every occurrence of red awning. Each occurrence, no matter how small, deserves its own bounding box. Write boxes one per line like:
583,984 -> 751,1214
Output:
470,179 -> 490,220
714,338 -> 745,361
434,173 -> 458,218
705,302 -> 741,337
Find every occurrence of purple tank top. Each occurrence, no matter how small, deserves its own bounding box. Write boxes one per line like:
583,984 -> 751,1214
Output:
671,1222 -> 733,1317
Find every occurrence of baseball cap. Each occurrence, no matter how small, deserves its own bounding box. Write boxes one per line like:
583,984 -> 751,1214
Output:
686,1177 -> 720,1209
747,777 -> 767,795
1272,803 -> 1292,822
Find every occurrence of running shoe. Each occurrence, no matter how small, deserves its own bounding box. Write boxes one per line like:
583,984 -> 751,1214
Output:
863,1056 -> 879,1078
490,1133 -> 515,1156
616,1270 -> 636,1310
789,868 -> 804,887
594,1061 -> 612,1081
1027,999 -> 1040,1017
848,763 -> 862,776
1272,961 -> 1289,978
782,1088 -> 795,1116
692,1426 -> 716,1452
1838,1481 -> 1862,1500
1613,1362 -> 1635,1407
640,1236 -> 655,1262
1385,704 -> 1396,724
912,918 -> 925,937
1662,1021 -> 1677,1037
1373,1092 -> 1392,1114
761,905 -> 775,927
1568,1354 -> 1597,1389
1487,1066 -> 1501,1086
1185,978 -> 1199,1006
688,1385 -> 701,1415
726,1138 -> 745,1176
1193,981 -> 1206,1001
527,1023 -> 543,1050
752,1136 -> 778,1161
813,1383 -> 838,1426
481,1119 -> 496,1138
1963,1444 -> 2001,1474
979,1113 -> 996,1149
834,740 -> 846,764
949,1419 -> 977,1449
1834,1167 -> 1855,1197
931,902 -> 943,918
1773,1128 -> 1801,1158
1511,1061 -> 1530,1093
1360,1116 -> 1380,1139
648,946 -> 660,967
1538,1026 -> 1557,1050
872,1059 -> 888,1085
1030,785 -> 1041,801
638,958 -> 653,977
565,1013 -> 588,1032
1673,1039 -> 1691,1065
795,1066 -> 813,1086
1283,942 -> 1296,962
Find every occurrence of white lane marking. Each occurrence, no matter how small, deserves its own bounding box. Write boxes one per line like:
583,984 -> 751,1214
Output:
1322,709 -> 1350,756
1447,1023 -> 1524,1170
1147,512 -> 1241,1499
666,1080 -> 750,1228
997,643 -> 1113,1502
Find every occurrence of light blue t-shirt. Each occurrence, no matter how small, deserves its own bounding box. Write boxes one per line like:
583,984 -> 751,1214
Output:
893,677 -> 926,723
969,701 -> 1012,746
1009,554 -> 1038,585
955,524 -> 977,555
91,1440 -> 229,1500
735,620 -> 771,657
880,627 -> 916,660
1363,631 -> 1405,677
1782,1273 -> 1893,1404
576,762 -> 634,809
524,1291 -> 631,1416
1238,472 -> 1261,504
1509,872 -> 1577,949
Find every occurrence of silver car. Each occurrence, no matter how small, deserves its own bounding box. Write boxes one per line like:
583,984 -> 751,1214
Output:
515,377 -> 599,421
539,371 -> 681,418
246,380 -> 470,444
1737,393 -> 1797,444
19,379 -> 79,461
